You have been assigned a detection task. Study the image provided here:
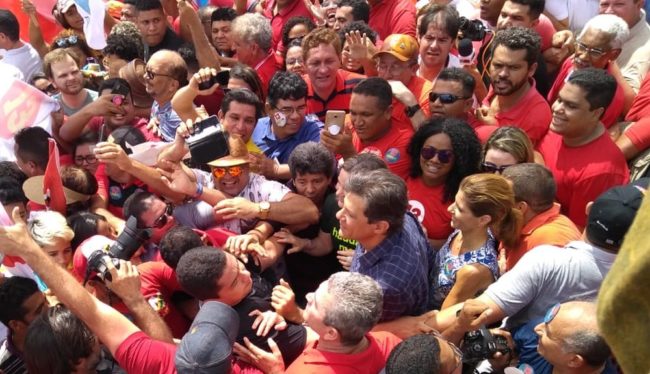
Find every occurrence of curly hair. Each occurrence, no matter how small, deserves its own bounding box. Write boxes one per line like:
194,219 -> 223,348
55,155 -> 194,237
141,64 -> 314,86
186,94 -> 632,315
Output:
104,21 -> 144,61
281,16 -> 316,50
492,26 -> 541,67
407,117 -> 481,202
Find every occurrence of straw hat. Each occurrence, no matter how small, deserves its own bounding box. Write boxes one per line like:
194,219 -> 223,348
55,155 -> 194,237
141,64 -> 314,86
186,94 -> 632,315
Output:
118,59 -> 154,108
207,135 -> 250,168
22,176 -> 92,206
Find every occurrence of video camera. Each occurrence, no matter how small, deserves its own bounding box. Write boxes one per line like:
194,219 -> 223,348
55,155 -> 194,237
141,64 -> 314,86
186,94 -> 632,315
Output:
83,216 -> 151,284
461,326 -> 510,366
459,17 -> 488,41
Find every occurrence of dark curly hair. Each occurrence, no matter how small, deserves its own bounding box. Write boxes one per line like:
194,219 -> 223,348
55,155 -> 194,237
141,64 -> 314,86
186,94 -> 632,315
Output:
281,16 -> 316,50
407,117 -> 481,201
492,26 -> 541,67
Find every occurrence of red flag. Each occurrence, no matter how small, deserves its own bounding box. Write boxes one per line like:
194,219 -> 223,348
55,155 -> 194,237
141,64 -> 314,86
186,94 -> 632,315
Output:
43,138 -> 67,215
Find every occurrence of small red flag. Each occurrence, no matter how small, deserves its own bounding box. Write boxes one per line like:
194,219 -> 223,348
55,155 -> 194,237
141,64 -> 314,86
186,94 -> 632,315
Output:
43,138 -> 67,215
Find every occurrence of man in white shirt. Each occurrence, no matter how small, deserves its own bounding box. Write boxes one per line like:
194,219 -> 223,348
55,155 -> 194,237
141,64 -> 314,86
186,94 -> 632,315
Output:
0,9 -> 43,82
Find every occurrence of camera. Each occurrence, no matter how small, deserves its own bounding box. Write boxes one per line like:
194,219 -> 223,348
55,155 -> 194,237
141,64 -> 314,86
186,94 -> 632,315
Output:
461,326 -> 510,365
83,216 -> 151,284
459,17 -> 488,41
186,115 -> 230,166
198,69 -> 231,90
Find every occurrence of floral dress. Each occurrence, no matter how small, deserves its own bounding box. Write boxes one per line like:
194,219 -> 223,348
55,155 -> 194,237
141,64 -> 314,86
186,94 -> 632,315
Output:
430,229 -> 500,309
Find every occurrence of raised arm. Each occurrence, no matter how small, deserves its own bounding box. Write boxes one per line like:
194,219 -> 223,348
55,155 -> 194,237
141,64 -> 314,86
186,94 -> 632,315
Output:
177,0 -> 222,69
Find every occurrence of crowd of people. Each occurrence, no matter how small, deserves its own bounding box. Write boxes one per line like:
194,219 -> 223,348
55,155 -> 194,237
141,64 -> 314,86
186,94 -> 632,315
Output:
0,0 -> 649,372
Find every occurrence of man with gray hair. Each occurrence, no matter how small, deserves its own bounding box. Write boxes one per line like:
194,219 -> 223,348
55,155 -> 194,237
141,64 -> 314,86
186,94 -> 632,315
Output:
547,14 -> 630,128
337,169 -> 433,325
230,13 -> 277,94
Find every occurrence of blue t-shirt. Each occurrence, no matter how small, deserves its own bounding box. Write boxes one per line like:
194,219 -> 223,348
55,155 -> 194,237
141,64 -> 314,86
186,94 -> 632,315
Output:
151,100 -> 183,142
251,114 -> 322,163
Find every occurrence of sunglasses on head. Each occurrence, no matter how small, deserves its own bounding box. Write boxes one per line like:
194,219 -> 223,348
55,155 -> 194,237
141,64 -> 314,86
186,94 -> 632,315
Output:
55,35 -> 79,48
429,92 -> 469,104
153,203 -> 173,229
212,166 -> 243,179
421,146 -> 453,164
544,303 -> 561,324
481,162 -> 513,174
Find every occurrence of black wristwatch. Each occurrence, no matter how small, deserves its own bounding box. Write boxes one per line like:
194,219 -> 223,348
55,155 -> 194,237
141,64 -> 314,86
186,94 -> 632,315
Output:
405,104 -> 421,118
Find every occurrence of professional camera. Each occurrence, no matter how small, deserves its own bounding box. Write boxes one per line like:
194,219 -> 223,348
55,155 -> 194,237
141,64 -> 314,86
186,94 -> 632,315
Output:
186,115 -> 229,165
83,216 -> 151,284
461,326 -> 510,365
459,17 -> 488,41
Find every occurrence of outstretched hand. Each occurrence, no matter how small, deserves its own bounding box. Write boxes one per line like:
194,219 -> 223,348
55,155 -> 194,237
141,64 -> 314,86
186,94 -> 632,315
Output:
0,207 -> 40,258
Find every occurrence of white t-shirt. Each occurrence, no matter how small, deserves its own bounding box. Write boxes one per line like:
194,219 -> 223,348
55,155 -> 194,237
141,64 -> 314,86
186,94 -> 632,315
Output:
544,0 -> 600,33
484,241 -> 616,328
0,42 -> 42,82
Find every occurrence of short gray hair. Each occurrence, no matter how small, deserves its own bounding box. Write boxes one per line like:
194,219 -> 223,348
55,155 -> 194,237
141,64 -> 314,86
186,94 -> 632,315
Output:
323,272 -> 383,346
345,169 -> 408,236
27,211 -> 74,247
231,13 -> 272,51
579,14 -> 629,50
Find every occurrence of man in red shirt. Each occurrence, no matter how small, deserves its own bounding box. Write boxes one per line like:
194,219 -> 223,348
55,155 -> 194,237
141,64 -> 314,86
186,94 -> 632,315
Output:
374,34 -> 432,132
538,68 -> 629,229
547,14 -> 630,129
367,0 -> 416,40
302,27 -> 365,121
263,0 -> 313,52
230,13 -> 278,94
321,77 -> 413,179
616,73 -> 650,159
480,27 -> 552,146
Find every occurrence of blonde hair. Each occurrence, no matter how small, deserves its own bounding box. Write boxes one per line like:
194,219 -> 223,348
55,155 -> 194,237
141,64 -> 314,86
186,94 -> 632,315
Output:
460,173 -> 523,248
483,126 -> 535,164
27,211 -> 75,247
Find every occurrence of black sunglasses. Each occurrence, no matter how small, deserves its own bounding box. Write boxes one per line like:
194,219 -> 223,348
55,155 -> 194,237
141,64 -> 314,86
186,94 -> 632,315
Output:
152,204 -> 173,228
481,162 -> 513,174
429,92 -> 469,104
421,146 -> 453,164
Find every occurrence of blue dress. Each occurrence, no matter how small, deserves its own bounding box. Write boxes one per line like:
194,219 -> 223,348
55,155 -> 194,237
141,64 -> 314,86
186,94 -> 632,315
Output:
430,229 -> 499,309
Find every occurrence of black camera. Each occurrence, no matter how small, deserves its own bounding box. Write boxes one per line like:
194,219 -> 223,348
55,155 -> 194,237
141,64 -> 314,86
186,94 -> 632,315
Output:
461,326 -> 510,365
459,17 -> 488,41
198,69 -> 231,90
83,216 -> 151,284
186,115 -> 230,166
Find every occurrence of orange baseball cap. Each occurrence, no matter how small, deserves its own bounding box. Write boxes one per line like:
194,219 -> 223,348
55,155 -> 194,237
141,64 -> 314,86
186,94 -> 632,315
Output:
373,34 -> 419,62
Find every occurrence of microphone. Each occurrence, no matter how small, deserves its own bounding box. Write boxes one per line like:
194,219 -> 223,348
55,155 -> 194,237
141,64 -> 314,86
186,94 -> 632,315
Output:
458,38 -> 475,65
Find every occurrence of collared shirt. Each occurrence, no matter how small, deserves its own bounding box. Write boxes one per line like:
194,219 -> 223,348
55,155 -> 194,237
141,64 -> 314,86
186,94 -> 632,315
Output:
351,213 -> 434,322
502,203 -> 580,271
368,0 -> 417,40
151,100 -> 183,142
304,69 -> 365,121
483,79 -> 551,146
264,0 -> 313,52
617,9 -> 650,92
256,52 -> 279,95
252,114 -> 323,163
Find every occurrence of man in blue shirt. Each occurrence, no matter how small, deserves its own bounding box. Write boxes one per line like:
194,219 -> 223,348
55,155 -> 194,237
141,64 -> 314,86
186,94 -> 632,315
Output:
337,168 -> 434,323
251,71 -> 322,181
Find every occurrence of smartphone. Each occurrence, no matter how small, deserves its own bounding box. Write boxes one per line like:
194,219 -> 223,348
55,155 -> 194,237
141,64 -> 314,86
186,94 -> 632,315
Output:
111,82 -> 129,106
324,110 -> 346,135
198,69 -> 231,90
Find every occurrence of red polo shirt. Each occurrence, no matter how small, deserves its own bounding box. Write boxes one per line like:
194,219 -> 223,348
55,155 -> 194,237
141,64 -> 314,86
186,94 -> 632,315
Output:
264,0 -> 313,52
483,80 -> 551,146
304,69 -> 366,121
368,0 -> 417,40
547,58 -> 625,129
351,122 -> 413,180
538,130 -> 629,229
256,52 -> 279,96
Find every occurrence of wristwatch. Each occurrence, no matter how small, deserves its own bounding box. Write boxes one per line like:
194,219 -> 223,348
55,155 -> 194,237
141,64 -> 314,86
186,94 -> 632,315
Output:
405,104 -> 421,118
258,201 -> 271,220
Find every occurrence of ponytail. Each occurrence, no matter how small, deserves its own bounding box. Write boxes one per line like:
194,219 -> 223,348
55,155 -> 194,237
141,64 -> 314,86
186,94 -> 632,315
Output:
494,206 -> 523,248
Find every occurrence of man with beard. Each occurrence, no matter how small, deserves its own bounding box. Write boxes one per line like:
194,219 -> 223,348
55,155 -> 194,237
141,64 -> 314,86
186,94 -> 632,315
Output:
43,49 -> 97,117
479,27 -> 551,146
59,78 -> 158,144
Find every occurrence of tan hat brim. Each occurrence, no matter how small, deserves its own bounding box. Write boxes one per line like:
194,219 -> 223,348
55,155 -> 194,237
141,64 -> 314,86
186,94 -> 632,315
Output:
207,156 -> 250,168
23,176 -> 92,206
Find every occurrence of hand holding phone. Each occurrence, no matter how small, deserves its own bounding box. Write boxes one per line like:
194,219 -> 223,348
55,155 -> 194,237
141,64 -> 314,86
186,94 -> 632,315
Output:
324,110 -> 346,135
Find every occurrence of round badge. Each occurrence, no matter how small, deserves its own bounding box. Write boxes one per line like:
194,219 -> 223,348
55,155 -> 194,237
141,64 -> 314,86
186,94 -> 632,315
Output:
384,148 -> 401,164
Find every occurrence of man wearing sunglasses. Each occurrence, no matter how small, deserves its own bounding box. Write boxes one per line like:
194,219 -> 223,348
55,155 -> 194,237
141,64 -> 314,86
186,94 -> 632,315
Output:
251,71 -> 323,181
431,180 -> 645,367
547,15 -> 630,129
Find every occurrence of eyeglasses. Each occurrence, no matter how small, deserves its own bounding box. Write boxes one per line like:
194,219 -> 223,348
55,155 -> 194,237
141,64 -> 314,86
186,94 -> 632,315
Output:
430,330 -> 463,371
544,303 -> 561,325
421,146 -> 453,163
212,166 -> 243,179
376,63 -> 408,75
54,35 -> 79,48
74,155 -> 98,165
274,105 -> 307,116
481,162 -> 513,174
285,58 -> 304,66
144,68 -> 173,80
152,203 -> 173,229
574,41 -> 607,59
429,92 -> 469,104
